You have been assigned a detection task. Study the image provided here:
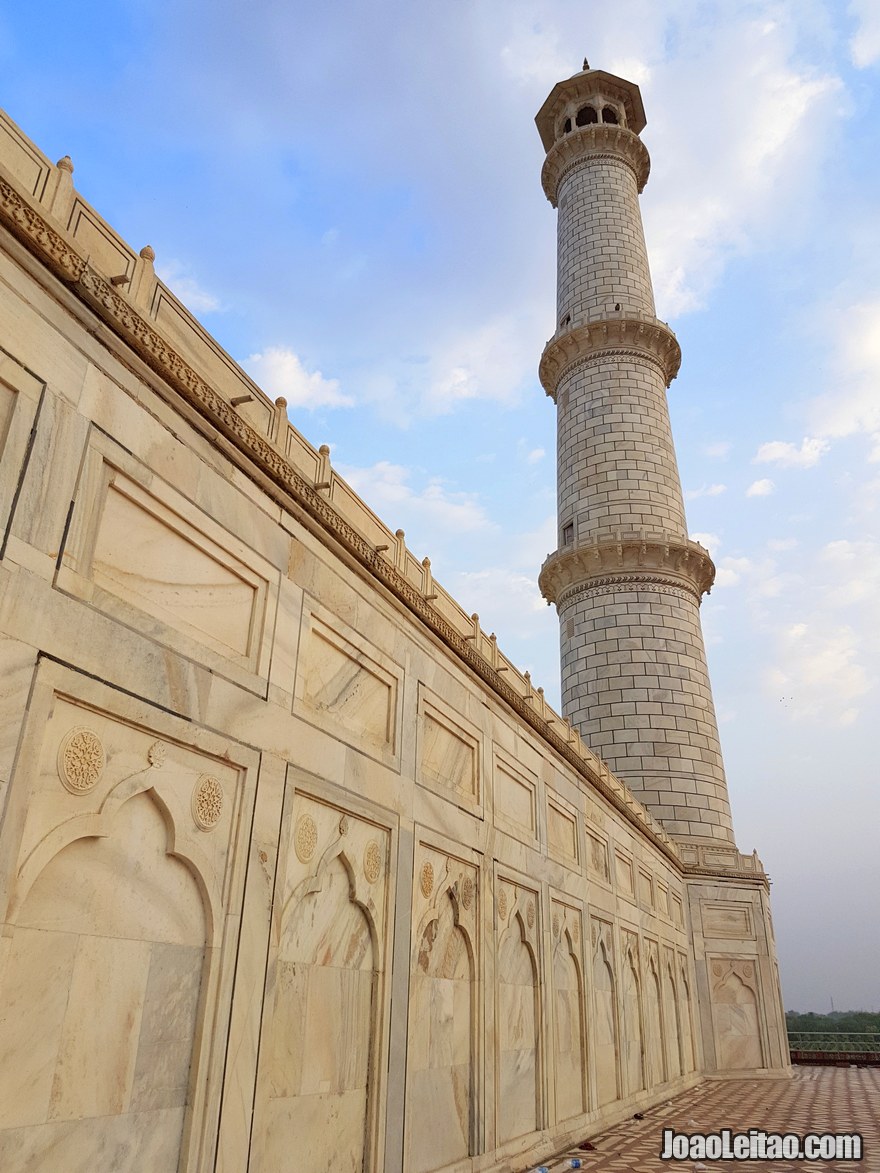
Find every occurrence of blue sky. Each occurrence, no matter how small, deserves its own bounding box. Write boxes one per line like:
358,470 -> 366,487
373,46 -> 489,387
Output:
3,0 -> 878,1010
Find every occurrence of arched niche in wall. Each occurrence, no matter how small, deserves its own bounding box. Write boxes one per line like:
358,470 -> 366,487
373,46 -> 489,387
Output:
0,788 -> 210,1172
496,885 -> 541,1144
407,856 -> 477,1173
591,921 -> 619,1108
551,909 -> 586,1122
621,937 -> 645,1096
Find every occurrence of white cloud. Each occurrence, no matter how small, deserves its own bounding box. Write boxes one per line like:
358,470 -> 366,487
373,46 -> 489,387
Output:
422,309 -> 543,414
753,437 -> 829,468
764,622 -> 872,725
747,478 -> 776,497
156,260 -> 222,314
850,0 -> 880,67
642,16 -> 841,317
714,555 -> 754,588
704,441 -> 732,458
245,347 -> 353,409
338,460 -> 492,538
685,483 -> 726,501
809,300 -> 880,457
690,531 -> 720,551
767,537 -> 798,551
526,447 -> 545,465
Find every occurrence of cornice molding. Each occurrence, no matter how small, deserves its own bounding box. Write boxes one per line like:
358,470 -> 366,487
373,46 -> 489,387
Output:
540,316 -> 681,396
0,169 -> 688,871
541,124 -> 651,206
539,536 -> 716,605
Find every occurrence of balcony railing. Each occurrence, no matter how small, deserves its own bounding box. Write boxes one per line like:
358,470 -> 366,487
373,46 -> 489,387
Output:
788,1032 -> 880,1065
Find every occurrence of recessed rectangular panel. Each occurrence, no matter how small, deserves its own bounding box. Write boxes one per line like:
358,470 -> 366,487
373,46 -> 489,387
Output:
92,474 -> 260,659
418,691 -> 480,807
547,800 -> 577,863
702,902 -> 754,940
494,760 -> 536,838
300,616 -> 397,755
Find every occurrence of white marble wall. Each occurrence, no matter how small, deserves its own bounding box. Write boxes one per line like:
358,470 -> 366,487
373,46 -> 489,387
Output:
0,123 -> 789,1173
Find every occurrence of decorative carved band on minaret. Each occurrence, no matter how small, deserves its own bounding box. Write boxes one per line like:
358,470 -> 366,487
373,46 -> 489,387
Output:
541,124 -> 651,205
540,315 -> 682,399
539,535 -> 715,606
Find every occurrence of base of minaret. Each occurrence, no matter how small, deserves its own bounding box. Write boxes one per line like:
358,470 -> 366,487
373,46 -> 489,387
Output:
541,536 -> 736,845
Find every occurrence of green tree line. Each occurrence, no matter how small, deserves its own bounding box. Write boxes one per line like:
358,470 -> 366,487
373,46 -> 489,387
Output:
786,1010 -> 880,1034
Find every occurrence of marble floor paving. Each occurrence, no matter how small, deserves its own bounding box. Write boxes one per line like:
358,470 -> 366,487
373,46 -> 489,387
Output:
521,1068 -> 880,1172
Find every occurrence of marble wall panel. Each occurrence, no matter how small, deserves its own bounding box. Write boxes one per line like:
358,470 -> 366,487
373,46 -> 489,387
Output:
407,843 -> 478,1173
702,902 -> 754,940
493,752 -> 538,845
495,880 -> 541,1145
550,901 -> 586,1122
56,435 -> 277,686
662,953 -> 682,1081
678,955 -> 696,1073
547,799 -> 578,866
590,921 -> 619,1108
644,948 -> 665,1088
416,687 -> 481,815
295,607 -> 401,765
0,674 -> 253,1173
253,790 -> 391,1173
620,934 -> 644,1096
709,958 -> 763,1071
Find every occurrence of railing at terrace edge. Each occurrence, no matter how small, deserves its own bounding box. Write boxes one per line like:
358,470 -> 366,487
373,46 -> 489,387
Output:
788,1033 -> 880,1066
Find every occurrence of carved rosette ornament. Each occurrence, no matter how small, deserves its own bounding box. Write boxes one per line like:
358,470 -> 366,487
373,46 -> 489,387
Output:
460,874 -> 474,911
363,840 -> 382,884
57,727 -> 105,794
527,900 -> 536,929
294,814 -> 318,863
420,861 -> 434,899
497,887 -> 508,921
192,775 -> 223,831
552,913 -> 560,938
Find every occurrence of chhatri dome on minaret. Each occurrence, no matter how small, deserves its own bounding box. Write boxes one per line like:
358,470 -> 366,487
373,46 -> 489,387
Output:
536,62 -> 735,848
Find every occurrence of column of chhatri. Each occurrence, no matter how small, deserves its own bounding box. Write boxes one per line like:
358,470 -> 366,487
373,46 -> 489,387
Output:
536,66 -> 734,845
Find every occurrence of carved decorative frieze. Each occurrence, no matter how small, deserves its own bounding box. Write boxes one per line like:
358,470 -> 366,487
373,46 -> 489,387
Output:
541,124 -> 651,204
540,535 -> 715,605
539,316 -> 681,395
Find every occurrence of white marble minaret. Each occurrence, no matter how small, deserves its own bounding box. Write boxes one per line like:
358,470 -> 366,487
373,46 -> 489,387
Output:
536,67 -> 734,846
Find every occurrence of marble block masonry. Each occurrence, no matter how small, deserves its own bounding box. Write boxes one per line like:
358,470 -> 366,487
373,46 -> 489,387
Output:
0,61 -> 788,1173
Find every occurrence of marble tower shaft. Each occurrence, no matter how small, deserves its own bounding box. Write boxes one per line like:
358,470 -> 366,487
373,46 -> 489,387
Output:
536,68 -> 735,846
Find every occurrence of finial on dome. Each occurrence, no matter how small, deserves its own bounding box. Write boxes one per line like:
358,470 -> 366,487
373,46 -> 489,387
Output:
582,57 -> 589,70
56,155 -> 74,174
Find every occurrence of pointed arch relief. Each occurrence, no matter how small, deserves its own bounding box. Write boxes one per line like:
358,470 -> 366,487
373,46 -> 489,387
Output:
496,883 -> 541,1144
663,960 -> 683,1081
644,952 -> 665,1088
591,922 -> 619,1108
256,795 -> 390,1173
621,937 -> 645,1095
710,959 -> 764,1071
0,789 -> 208,1172
552,905 -> 586,1121
679,960 -> 696,1073
408,859 -> 476,1173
